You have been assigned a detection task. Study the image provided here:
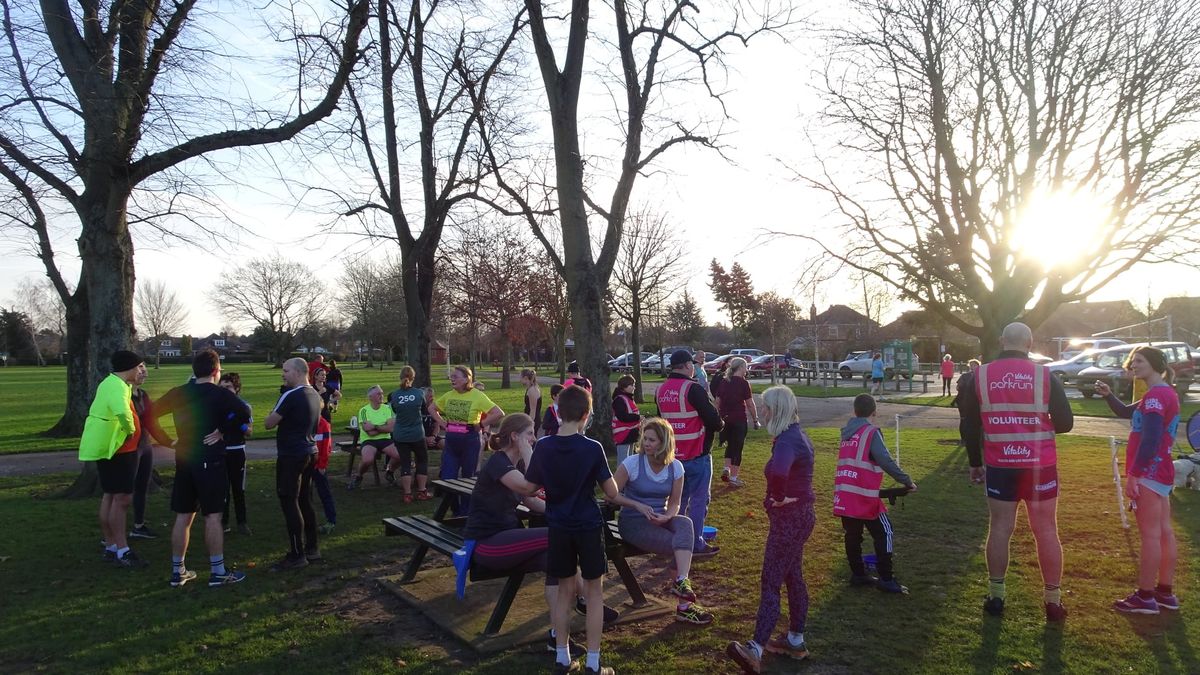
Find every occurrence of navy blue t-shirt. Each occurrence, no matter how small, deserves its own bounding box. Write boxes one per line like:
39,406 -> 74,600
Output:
525,433 -> 613,532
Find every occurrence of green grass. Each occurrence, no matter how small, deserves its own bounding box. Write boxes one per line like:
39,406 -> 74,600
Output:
2,430 -> 1198,673
889,393 -> 1200,420
0,364 -> 527,455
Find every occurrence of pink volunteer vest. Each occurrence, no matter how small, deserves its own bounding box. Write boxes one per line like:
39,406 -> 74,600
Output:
975,359 -> 1057,468
612,393 -> 640,444
656,378 -> 705,460
833,424 -> 885,519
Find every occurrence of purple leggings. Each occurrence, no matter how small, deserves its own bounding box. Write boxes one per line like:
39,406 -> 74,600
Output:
753,500 -> 815,644
472,527 -> 558,586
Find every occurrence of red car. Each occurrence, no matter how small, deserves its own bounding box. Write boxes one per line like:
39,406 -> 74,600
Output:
703,354 -> 738,373
746,354 -> 802,374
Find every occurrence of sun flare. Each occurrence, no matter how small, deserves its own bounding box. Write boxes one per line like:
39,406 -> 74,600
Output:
1010,189 -> 1109,270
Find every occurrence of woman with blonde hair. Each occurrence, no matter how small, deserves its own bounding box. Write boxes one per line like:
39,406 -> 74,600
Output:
719,357 -> 759,487
428,365 -> 503,514
521,369 -> 542,434
614,418 -> 713,625
727,385 -> 816,671
388,366 -> 432,503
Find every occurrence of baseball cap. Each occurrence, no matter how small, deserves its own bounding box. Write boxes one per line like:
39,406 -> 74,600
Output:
669,349 -> 695,367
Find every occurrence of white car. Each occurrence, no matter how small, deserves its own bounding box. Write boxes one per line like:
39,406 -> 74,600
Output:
837,350 -> 874,379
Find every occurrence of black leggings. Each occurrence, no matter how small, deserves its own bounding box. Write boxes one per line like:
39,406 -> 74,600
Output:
394,440 -> 428,476
132,445 -> 154,524
942,377 -> 952,396
276,454 -> 318,557
841,514 -> 895,580
723,420 -> 749,466
473,527 -> 558,586
223,449 -> 247,526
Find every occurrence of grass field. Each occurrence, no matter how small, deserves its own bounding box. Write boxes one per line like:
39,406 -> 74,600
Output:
1,429 -> 1197,673
0,364 -> 530,455
890,393 -> 1200,420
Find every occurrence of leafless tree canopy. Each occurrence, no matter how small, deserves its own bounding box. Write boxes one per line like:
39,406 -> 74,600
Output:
135,281 -> 188,339
214,256 -> 324,365
789,0 -> 1200,355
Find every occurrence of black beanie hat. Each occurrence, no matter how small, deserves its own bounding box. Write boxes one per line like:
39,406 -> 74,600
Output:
110,350 -> 144,372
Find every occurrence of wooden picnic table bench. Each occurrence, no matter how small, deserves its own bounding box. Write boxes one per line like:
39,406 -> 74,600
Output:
382,478 -> 655,635
336,426 -> 382,485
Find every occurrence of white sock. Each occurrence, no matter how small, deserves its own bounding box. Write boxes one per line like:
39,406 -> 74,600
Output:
677,575 -> 686,583
586,651 -> 600,671
116,546 -> 130,558
747,641 -> 763,658
106,544 -> 118,553
787,631 -> 804,647
556,645 -> 570,666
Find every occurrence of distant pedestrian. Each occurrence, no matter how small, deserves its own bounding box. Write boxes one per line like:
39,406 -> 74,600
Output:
869,352 -> 885,397
312,367 -> 340,422
941,354 -> 955,397
567,362 -> 592,391
217,372 -> 253,536
726,385 -> 816,671
693,351 -> 709,391
611,375 -> 641,465
719,357 -> 759,488
80,350 -> 147,567
264,357 -> 323,571
540,384 -> 565,439
522,369 -> 542,435
326,359 -> 343,394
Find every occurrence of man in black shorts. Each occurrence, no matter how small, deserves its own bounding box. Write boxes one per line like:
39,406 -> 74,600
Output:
264,357 -> 323,571
155,349 -> 251,588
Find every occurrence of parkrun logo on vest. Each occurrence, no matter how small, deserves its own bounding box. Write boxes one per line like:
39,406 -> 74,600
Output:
660,389 -> 681,405
989,372 -> 1034,391
1002,444 -> 1031,458
836,469 -> 859,479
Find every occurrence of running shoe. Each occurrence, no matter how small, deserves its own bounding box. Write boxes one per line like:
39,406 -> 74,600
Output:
403,493 -> 414,504
728,476 -> 745,487
385,470 -> 396,486
170,568 -> 198,587
208,570 -> 246,587
876,578 -> 908,594
113,550 -> 149,569
305,548 -> 323,563
1113,592 -> 1158,615
675,603 -> 714,625
693,544 -> 720,559
347,475 -> 362,490
102,549 -> 116,563
584,666 -> 614,675
544,631 -> 584,656
552,661 -> 581,675
319,522 -> 336,535
129,525 -> 158,540
764,635 -> 810,660
721,468 -> 731,483
669,577 -> 697,602
574,598 -> 619,624
238,523 -> 253,536
849,574 -> 877,587
1156,592 -> 1180,611
725,641 -> 762,674
983,596 -> 1005,616
414,490 -> 432,501
1045,602 -> 1069,622
269,555 -> 310,573
223,524 -> 232,534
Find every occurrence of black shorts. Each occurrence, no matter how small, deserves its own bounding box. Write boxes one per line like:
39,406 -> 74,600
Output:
985,465 -> 1059,503
171,458 -> 228,515
361,439 -> 395,453
547,526 -> 606,580
96,451 -> 138,494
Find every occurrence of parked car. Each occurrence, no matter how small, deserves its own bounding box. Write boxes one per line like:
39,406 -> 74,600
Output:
1045,350 -> 1100,384
568,355 -> 615,373
608,352 -> 655,371
703,353 -> 738,373
641,354 -> 664,373
1074,342 -> 1195,398
746,354 -> 802,375
837,350 -> 874,379
1059,338 -> 1126,361
728,348 -> 766,358
1028,352 -> 1055,366
642,346 -> 694,374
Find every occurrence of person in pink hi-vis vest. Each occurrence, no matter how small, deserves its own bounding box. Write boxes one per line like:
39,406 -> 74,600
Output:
959,323 -> 1074,623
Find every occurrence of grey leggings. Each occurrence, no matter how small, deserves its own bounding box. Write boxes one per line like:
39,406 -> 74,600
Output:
618,514 -> 695,555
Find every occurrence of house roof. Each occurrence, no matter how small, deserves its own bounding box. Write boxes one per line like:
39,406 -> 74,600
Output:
799,304 -> 879,328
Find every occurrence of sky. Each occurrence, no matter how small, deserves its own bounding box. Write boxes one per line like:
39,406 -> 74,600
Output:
3,2 -> 1198,338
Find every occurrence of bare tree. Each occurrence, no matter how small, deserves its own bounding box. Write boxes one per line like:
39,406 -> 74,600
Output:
783,0 -> 1200,357
479,0 -> 791,445
134,280 -> 188,368
0,0 -> 368,437
849,269 -> 892,337
608,208 -> 686,401
748,292 -> 800,383
10,276 -> 69,364
214,257 -> 323,367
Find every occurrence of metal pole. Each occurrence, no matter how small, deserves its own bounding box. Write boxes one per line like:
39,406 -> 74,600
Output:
894,414 -> 901,466
1110,436 -> 1130,529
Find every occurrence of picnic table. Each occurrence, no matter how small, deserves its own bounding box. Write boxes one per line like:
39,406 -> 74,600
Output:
383,477 -> 653,636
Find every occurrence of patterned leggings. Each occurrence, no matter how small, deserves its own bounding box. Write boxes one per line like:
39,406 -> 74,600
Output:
753,501 -> 816,644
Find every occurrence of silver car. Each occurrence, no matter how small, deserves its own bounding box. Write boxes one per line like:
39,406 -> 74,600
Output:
1045,350 -> 1099,384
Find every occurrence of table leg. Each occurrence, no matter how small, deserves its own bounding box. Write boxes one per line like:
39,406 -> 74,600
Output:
401,543 -> 429,583
432,494 -> 453,522
483,572 -> 526,636
611,553 -> 648,608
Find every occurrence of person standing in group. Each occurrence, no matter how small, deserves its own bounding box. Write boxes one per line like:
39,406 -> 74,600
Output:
726,385 -> 816,672
217,372 -> 253,536
428,365 -> 503,515
959,322 -> 1074,622
525,386 -> 653,675
869,352 -> 885,397
326,359 -> 343,396
264,357 -> 324,571
80,350 -> 147,567
129,367 -> 175,541
422,386 -> 444,451
312,367 -> 339,423
541,384 -> 564,438
522,369 -> 542,435
1096,347 -> 1181,615
566,362 -> 592,391
693,351 -> 709,391
656,350 -> 723,555
154,349 -> 251,587
611,375 -> 641,465
951,359 -> 982,448
350,385 -> 400,490
388,366 -> 432,503
835,394 -> 916,593
312,400 -> 338,535
940,354 -> 956,397
614,417 -> 714,626
719,357 -> 759,488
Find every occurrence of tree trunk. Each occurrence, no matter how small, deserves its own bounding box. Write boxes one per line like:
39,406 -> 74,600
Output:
45,294 -> 90,437
631,315 -> 644,403
501,318 -> 513,389
57,461 -> 102,499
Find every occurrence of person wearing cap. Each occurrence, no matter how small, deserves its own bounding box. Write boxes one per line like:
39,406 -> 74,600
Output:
567,362 -> 592,392
80,350 -> 148,567
655,349 -> 723,555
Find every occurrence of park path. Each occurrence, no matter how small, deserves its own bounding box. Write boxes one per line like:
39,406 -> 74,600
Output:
0,377 -> 1131,478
